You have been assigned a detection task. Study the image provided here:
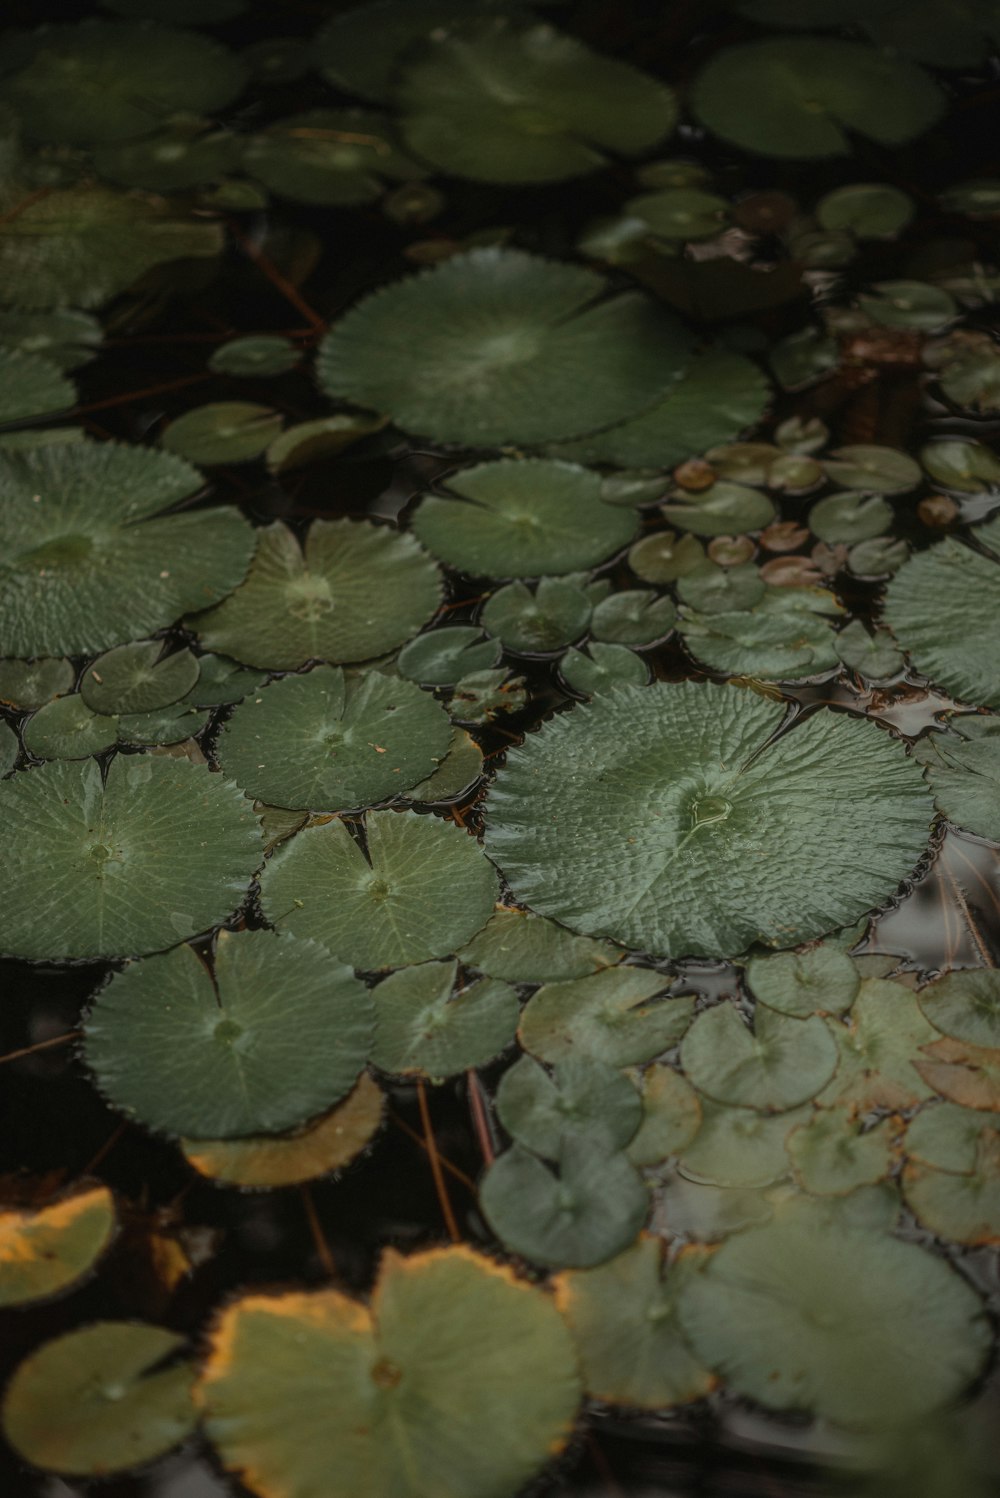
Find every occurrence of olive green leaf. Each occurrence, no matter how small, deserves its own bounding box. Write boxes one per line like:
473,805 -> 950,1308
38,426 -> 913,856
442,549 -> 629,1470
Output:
680,1003 -> 838,1111
245,108 -> 422,206
678,587 -> 842,679
217,666 -> 451,812
653,1172 -> 774,1243
260,810 -> 498,970
21,695 -> 119,760
914,716 -> 1000,841
660,481 -> 776,537
481,1138 -> 648,1268
677,1198 -> 990,1425
0,657 -> 74,709
2,1322 -> 197,1476
629,529 -> 705,584
116,701 -> 209,747
316,248 -> 691,446
411,459 -> 638,578
199,1246 -> 581,1498
809,492 -> 893,544
209,336 -> 299,379
160,403 -> 284,466
84,930 -> 373,1138
397,18 -> 676,184
625,187 -> 729,241
449,667 -> 527,724
191,519 -> 442,670
485,681 -> 930,958
519,967 -> 693,1066
0,348 -> 75,425
0,721 -> 18,776
81,642 -> 199,716
883,515 -> 1000,708
819,978 -> 938,1110
835,619 -> 905,681
821,445 -> 921,493
92,123 -> 241,193
627,1065 -> 702,1167
0,756 -> 261,960
458,908 -> 620,984
679,1101 -> 806,1188
930,336 -> 1000,413
677,562 -> 764,615
370,959 -> 518,1077
497,1055 -> 641,1156
906,1100 -> 994,1173
737,0 -> 1000,69
406,727 -> 484,803
0,308 -> 101,372
398,626 -> 500,686
787,1109 -> 898,1195
903,1128 -> 1000,1245
747,945 -> 860,1018
858,280 -> 957,332
265,413 -> 389,473
182,1074 -> 385,1189
918,969 -> 1000,1049
770,326 -> 839,390
816,183 -> 914,238
848,536 -> 909,578
590,590 -> 676,646
560,643 -> 650,695
482,578 -> 591,655
553,1238 -> 715,1409
920,439 -> 1000,491
0,1185 -> 115,1307
0,441 -> 255,657
691,39 -> 944,159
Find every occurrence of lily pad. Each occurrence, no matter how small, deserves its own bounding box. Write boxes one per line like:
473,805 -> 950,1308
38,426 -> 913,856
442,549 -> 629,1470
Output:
678,563 -> 764,615
0,1185 -> 115,1307
678,588 -> 842,679
0,349 -> 75,425
209,336 -> 299,378
660,481 -> 776,538
245,109 -> 422,206
84,930 -> 373,1139
819,979 -> 938,1110
627,1066 -> 702,1166
485,681 -> 930,958
918,969 -> 1000,1049
0,721 -> 18,776
770,326 -> 839,390
370,959 -> 518,1077
680,1002 -> 838,1111
182,1074 -> 385,1189
81,642 -> 198,716
397,18 -> 676,184
266,413 -> 390,473
821,444 -> 921,494
906,1100 -> 994,1172
0,656 -> 74,708
0,755 -> 261,960
398,627 -> 500,686
187,654 -> 266,709
458,908 -> 620,984
481,578 -> 591,655
199,1246 -> 581,1498
0,440 -> 254,657
497,1055 -> 642,1156
260,810 -> 498,970
903,1128 -> 1000,1245
218,666 -> 451,812
560,643 -> 650,695
679,1100 -> 804,1188
916,1036 -> 1000,1111
914,716 -> 1000,840
816,183 -> 914,238
406,728 -> 484,803
787,1109 -> 897,1195
858,280 -> 957,332
191,519 -> 442,671
747,945 -> 861,1018
920,439 -> 1000,491
629,529 -> 705,584
316,247 -> 691,446
809,492 -> 893,545
160,403 -> 284,466
554,1238 -> 715,1409
411,459 -> 637,578
21,695 -> 119,760
117,702 -> 209,747
0,308 -> 101,372
92,125 -> 241,192
519,967 -> 693,1066
691,38 -> 944,159
835,620 -> 905,681
1,1322 -> 197,1476
591,591 -> 676,646
449,667 -> 527,725
625,187 -> 729,241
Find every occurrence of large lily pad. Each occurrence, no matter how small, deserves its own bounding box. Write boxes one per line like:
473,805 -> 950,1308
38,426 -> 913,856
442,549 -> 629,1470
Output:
217,666 -> 451,812
191,519 -> 442,670
915,716 -> 1000,840
0,441 -> 254,657
680,1002 -> 838,1111
370,960 -> 518,1077
485,681 -> 931,958
0,1185 -> 115,1307
260,810 -> 498,970
0,756 -> 261,960
316,248 -> 691,446
199,1246 -> 581,1498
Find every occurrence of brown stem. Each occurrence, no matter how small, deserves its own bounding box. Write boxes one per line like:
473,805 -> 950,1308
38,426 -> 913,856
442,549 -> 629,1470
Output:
228,219 -> 326,332
416,1080 -> 461,1242
466,1070 -> 495,1167
300,1184 -> 337,1276
0,1031 -> 76,1065
387,1107 -> 477,1191
73,371 -> 212,415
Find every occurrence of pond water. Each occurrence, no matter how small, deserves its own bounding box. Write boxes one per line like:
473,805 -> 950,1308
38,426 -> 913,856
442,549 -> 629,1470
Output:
1,1 -> 1000,1496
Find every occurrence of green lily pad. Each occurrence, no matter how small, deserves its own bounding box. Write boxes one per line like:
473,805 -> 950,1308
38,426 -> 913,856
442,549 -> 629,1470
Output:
397,17 -> 676,184
629,529 -> 705,584
557,353 -> 770,472
626,187 -> 729,241
1,1322 -> 197,1477
481,1137 -> 648,1268
676,1199 -> 990,1425
816,183 -> 914,238
0,656 -> 74,708
406,728 -> 484,803
398,627 -> 499,686
0,440 -> 254,657
187,654 -> 265,709
486,681 -> 930,958
200,1246 -> 581,1498
848,536 -> 910,578
1,21 -> 247,145
914,716 -> 1000,840
883,515 -> 1000,707
217,666 -> 451,812
835,620 -> 905,681
182,1074 -> 385,1189
497,1055 -> 641,1156
906,1100 -> 994,1172
821,444 -> 921,494
681,1003 -> 838,1111
0,349 -> 75,425
0,721 -> 18,776
458,908 -> 620,984
0,755 -> 261,960
770,326 -> 839,390
21,695 -> 119,760
0,308 -> 101,372
590,591 -> 676,646
81,642 -> 198,716
411,459 -> 638,578
93,126 -> 241,192
481,578 -> 591,655
0,1185 -> 115,1307
449,667 -> 527,724
553,1238 -> 715,1409
84,929 -> 373,1139
809,492 -> 893,545
677,562 -> 764,615
678,588 -> 842,679
660,481 -> 775,538
519,967 -> 693,1066
260,809 -> 498,970
918,969 -> 1000,1048
747,945 -> 860,1018
626,1065 -> 702,1167
560,643 -> 650,695
653,1171 -> 774,1242
921,439 -> 1000,491
316,247 -> 692,446
928,334 -> 1000,413
160,403 -> 283,466
370,959 -> 518,1077
691,38 -> 944,159
266,413 -> 389,473
787,1109 -> 897,1195
903,1128 -> 1000,1245
679,1100 -> 805,1188
209,336 -> 299,378
245,109 -> 422,206
819,979 -> 938,1110
858,280 -> 957,331
191,519 -> 442,670
116,702 -> 209,747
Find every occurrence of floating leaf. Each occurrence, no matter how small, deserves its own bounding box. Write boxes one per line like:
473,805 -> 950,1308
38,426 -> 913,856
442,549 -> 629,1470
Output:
519,967 -> 692,1066
680,1003 -> 838,1111
0,721 -> 18,775
316,248 -> 691,446
809,492 -> 893,544
81,642 -> 198,716
1,1322 -> 196,1476
653,1171 -> 774,1242
245,109 -> 422,206
747,945 -> 860,1018
626,187 -> 729,240
920,439 -> 1000,492
677,562 -> 764,615
266,413 -> 389,473
398,626 -> 500,686
676,1199 -> 990,1425
627,1065 -> 702,1166
0,1185 -> 115,1307
370,959 -> 518,1077
769,326 -> 838,390
182,1074 -> 385,1189
848,536 -> 910,578
0,308 -> 101,372
209,336 -> 299,378
835,620 -> 905,681
397,18 -> 676,184
0,756 -> 261,960
0,657 -> 74,709
497,1055 -> 641,1156
739,0 -> 1000,68
412,460 -> 637,578
482,577 -> 591,654
160,402 -> 283,466
260,810 -> 498,970
554,1238 -> 715,1409
84,930 -> 373,1139
449,667 -> 527,724
1,441 -> 254,657
905,1100 -> 993,1172
679,1100 -> 805,1188
821,444 -> 921,494
914,716 -> 1000,840
691,39 -> 943,159
93,125 -> 241,192
816,183 -> 914,238
199,1246 -> 581,1498
117,701 -> 209,747
0,349 -> 75,425
660,481 -> 775,538
459,908 -> 620,983
858,280 -> 957,332
218,666 -> 451,812
918,969 -> 1000,1049
560,643 -> 650,695
481,1138 -> 648,1268
787,1109 -> 897,1195
21,695 -> 119,760
629,529 -> 705,584
678,588 -> 842,679
191,519 -> 442,671
903,1129 -> 1000,1245
916,1037 -> 1000,1111
590,590 -> 676,646
406,727 -> 484,803
819,979 -> 938,1110
486,682 -> 930,958
186,654 -> 265,709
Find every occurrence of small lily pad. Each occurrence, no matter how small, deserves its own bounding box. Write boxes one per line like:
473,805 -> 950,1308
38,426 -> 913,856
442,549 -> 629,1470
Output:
848,536 -> 910,578
0,1185 -> 116,1307
678,588 -> 842,679
747,945 -> 860,1018
406,728 -> 484,803
920,439 -> 1000,492
21,695 -> 118,760
903,1129 -> 1000,1245
116,702 -> 209,747
626,187 -> 729,241
680,1003 -> 838,1111
482,578 -> 591,655
916,1037 -> 1000,1111
770,326 -> 839,390
677,562 -> 765,615
371,959 -> 518,1077
187,654 -> 265,709
819,979 -> 938,1110
918,969 -> 1000,1049
914,716 -> 1000,841
660,481 -> 776,538
265,413 -> 389,473
519,967 -> 692,1067
160,403 -> 284,466
245,109 -> 422,206
835,620 -> 905,681
906,1100 -> 994,1172
629,529 -> 705,584
209,336 -> 299,378
787,1109 -> 897,1195
809,492 -> 893,545
497,1055 -> 642,1156
627,1066 -> 702,1167
816,183 -> 914,238
0,657 -> 74,708
459,908 -> 620,984
93,126 -> 241,192
398,626 -> 500,686
822,445 -> 921,495
858,280 -> 957,332
590,591 -> 676,646
680,1101 -> 805,1188
81,642 -> 199,716
449,667 -> 527,724
560,643 -> 650,695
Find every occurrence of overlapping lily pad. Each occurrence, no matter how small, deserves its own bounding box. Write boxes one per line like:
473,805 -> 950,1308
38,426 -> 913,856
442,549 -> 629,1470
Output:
680,1002 -> 838,1111
747,945 -> 860,1017
245,108 -> 422,205
0,656 -> 74,709
497,1055 -> 641,1156
519,967 -> 692,1066
0,1186 -> 116,1307
914,716 -> 1000,840
918,969 -> 1000,1048
481,578 -> 591,654
21,695 -> 119,760
787,1110 -> 897,1195
371,959 -> 518,1077
81,642 -> 198,716
678,1101 -> 804,1188
458,908 -> 620,983
819,978 -> 938,1110
678,587 -> 842,680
